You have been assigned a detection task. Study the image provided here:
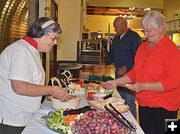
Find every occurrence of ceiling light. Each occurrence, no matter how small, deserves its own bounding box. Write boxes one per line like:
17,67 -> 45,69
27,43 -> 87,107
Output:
144,8 -> 151,11
129,7 -> 135,10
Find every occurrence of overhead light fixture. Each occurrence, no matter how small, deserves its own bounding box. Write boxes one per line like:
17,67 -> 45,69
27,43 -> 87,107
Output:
87,6 -> 160,17
119,14 -> 136,19
129,7 -> 135,10
144,8 -> 151,11
123,15 -> 127,18
132,15 -> 136,18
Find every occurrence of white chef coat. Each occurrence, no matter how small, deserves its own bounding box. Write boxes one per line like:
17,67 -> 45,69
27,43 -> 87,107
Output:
0,39 -> 45,126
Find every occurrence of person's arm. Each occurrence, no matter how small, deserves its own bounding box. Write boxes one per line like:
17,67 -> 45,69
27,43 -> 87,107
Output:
11,80 -> 70,102
128,81 -> 164,93
103,75 -> 132,89
124,32 -> 142,71
118,65 -> 127,75
115,75 -> 132,85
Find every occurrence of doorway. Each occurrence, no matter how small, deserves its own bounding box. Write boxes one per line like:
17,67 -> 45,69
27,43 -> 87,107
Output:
50,0 -> 58,77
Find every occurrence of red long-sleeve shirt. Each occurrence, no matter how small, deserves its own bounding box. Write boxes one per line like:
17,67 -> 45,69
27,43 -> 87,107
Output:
126,35 -> 180,111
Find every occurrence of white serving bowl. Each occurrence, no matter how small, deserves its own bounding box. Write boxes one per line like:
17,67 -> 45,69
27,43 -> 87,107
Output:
51,95 -> 81,110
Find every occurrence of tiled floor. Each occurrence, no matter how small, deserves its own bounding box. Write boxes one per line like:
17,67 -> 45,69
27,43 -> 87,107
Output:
81,64 -> 180,119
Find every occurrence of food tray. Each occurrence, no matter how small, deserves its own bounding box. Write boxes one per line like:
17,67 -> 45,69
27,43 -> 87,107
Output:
87,97 -> 129,113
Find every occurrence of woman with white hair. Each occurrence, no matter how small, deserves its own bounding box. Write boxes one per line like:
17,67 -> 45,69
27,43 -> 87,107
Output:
104,11 -> 180,134
0,17 -> 71,134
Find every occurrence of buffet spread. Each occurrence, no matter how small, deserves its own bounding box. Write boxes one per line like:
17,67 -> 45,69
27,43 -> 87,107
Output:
46,75 -> 136,134
21,71 -> 144,134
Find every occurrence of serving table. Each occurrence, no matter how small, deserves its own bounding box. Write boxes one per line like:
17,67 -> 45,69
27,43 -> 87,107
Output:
21,92 -> 144,134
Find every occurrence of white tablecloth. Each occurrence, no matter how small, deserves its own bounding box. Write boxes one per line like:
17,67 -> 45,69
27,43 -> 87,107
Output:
21,93 -> 144,134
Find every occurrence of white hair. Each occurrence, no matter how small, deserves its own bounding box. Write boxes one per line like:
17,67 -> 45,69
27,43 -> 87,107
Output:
142,11 -> 166,29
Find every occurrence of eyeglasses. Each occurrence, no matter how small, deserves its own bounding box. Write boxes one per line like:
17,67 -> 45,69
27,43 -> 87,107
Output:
141,29 -> 152,34
48,34 -> 58,41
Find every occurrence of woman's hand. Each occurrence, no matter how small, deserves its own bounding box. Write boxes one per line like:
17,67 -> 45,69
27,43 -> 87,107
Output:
127,82 -> 146,93
103,75 -> 132,90
103,80 -> 117,89
52,86 -> 71,102
118,65 -> 127,75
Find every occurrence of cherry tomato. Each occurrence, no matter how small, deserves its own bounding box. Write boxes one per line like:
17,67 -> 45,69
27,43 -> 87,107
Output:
87,92 -> 95,100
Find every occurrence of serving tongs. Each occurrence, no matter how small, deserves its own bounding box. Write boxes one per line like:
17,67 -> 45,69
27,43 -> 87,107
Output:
104,103 -> 136,132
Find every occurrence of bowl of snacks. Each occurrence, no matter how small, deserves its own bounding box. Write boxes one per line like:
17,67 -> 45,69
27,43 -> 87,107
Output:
51,95 -> 81,110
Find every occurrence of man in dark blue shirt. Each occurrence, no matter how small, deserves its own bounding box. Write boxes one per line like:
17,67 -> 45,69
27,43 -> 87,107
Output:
105,17 -> 142,118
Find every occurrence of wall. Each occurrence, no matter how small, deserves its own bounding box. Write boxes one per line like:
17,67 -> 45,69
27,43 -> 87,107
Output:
58,0 -> 82,61
55,0 -> 179,63
129,17 -> 145,37
86,15 -> 145,38
38,0 -> 84,83
39,0 -> 47,18
163,0 -> 180,21
39,0 -> 83,62
56,0 -> 179,61
86,0 -> 165,39
38,0 -> 179,82
38,0 -> 60,83
87,15 -> 116,34
86,0 -> 180,32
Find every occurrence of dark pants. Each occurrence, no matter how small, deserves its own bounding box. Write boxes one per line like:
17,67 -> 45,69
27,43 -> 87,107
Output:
0,124 -> 25,134
139,106 -> 178,134
115,68 -> 136,119
117,86 -> 136,119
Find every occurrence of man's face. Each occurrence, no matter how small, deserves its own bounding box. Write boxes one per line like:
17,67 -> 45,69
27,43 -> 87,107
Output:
113,20 -> 127,36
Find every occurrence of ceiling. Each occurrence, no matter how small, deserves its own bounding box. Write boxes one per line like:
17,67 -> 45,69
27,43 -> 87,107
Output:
87,6 -> 163,18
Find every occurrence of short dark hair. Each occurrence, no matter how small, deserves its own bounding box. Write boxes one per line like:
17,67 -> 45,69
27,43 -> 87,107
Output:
27,17 -> 62,38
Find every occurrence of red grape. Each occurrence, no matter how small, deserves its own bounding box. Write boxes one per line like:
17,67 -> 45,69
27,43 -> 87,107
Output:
71,110 -> 129,134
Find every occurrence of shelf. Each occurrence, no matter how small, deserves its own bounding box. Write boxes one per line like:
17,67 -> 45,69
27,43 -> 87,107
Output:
166,19 -> 180,33
166,30 -> 180,35
82,50 -> 101,52
77,40 -> 102,65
